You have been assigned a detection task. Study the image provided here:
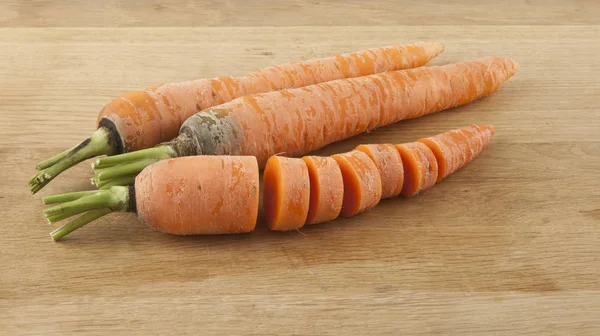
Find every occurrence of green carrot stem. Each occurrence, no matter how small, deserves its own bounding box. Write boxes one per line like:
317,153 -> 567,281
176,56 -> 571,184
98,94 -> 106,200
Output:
97,175 -> 137,189
43,190 -> 99,205
95,158 -> 158,183
93,146 -> 173,169
36,146 -> 76,170
43,187 -> 130,224
29,128 -> 116,194
50,208 -> 112,241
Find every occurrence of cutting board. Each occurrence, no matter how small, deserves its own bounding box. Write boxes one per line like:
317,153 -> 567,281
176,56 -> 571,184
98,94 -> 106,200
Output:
1,1 -> 599,334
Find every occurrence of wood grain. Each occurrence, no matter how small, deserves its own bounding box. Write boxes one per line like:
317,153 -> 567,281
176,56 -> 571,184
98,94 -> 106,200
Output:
1,1 -> 599,335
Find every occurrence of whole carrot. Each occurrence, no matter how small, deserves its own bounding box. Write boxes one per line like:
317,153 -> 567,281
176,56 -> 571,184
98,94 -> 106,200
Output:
92,56 -> 517,188
29,42 -> 444,193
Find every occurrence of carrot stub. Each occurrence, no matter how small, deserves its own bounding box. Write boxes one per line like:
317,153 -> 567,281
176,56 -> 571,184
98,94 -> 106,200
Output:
356,144 -> 404,199
301,156 -> 344,225
332,150 -> 382,217
417,125 -> 496,181
394,142 -> 438,197
263,156 -> 311,231
135,156 -> 259,235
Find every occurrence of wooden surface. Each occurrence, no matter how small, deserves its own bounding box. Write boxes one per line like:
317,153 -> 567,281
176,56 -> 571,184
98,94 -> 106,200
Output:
1,1 -> 599,334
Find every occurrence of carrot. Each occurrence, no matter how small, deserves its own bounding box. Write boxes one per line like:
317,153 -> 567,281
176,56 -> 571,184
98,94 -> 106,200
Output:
301,156 -> 344,225
263,156 -> 311,231
92,56 -> 518,188
331,150 -> 382,217
29,42 -> 444,193
355,144 -> 404,199
417,124 -> 496,181
264,124 -> 496,231
264,150 -> 380,231
43,125 -> 496,240
43,156 -> 259,241
394,142 -> 438,197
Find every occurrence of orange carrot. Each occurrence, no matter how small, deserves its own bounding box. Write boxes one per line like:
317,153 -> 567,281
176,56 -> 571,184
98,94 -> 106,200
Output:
301,156 -> 344,225
394,142 -> 438,197
31,42 -> 444,193
332,150 -> 382,217
263,156 -> 310,231
93,56 -> 517,188
356,144 -> 404,199
43,125 -> 496,240
417,124 -> 496,181
263,125 -> 496,230
43,156 -> 259,241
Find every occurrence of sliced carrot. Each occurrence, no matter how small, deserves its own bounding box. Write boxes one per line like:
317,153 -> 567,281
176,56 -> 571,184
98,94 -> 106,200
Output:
331,150 -> 382,217
263,156 -> 310,231
301,156 -> 344,225
394,142 -> 438,197
356,144 -> 404,199
417,124 -> 496,181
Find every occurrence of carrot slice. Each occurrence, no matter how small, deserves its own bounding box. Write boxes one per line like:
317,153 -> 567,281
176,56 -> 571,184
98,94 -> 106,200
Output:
418,124 -> 496,181
263,156 -> 310,231
394,142 -> 438,197
302,156 -> 344,225
331,150 -> 382,217
356,144 -> 404,199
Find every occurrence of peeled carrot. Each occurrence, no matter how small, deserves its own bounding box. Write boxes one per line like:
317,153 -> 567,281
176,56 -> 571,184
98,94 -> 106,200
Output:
356,144 -> 404,199
43,156 -> 259,241
92,56 -> 518,188
263,156 -> 310,231
417,124 -> 496,181
394,142 -> 438,197
331,150 -> 382,217
30,42 -> 444,193
301,156 -> 344,225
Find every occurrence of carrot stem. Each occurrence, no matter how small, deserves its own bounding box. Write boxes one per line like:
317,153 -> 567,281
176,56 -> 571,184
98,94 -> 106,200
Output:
43,187 -> 129,223
43,186 -> 131,240
93,146 -> 173,169
43,190 -> 99,204
92,146 -> 175,187
29,128 -> 116,194
36,146 -> 76,170
50,208 -> 112,241
97,174 -> 136,189
95,159 -> 158,183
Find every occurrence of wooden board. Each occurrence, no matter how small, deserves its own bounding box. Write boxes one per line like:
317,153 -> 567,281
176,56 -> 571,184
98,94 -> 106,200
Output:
1,1 -> 599,334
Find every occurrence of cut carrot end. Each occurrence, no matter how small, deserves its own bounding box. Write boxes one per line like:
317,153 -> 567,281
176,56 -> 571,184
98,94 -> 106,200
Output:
395,142 -> 438,198
417,124 -> 496,183
263,156 -> 310,231
302,156 -> 344,225
332,150 -> 382,218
